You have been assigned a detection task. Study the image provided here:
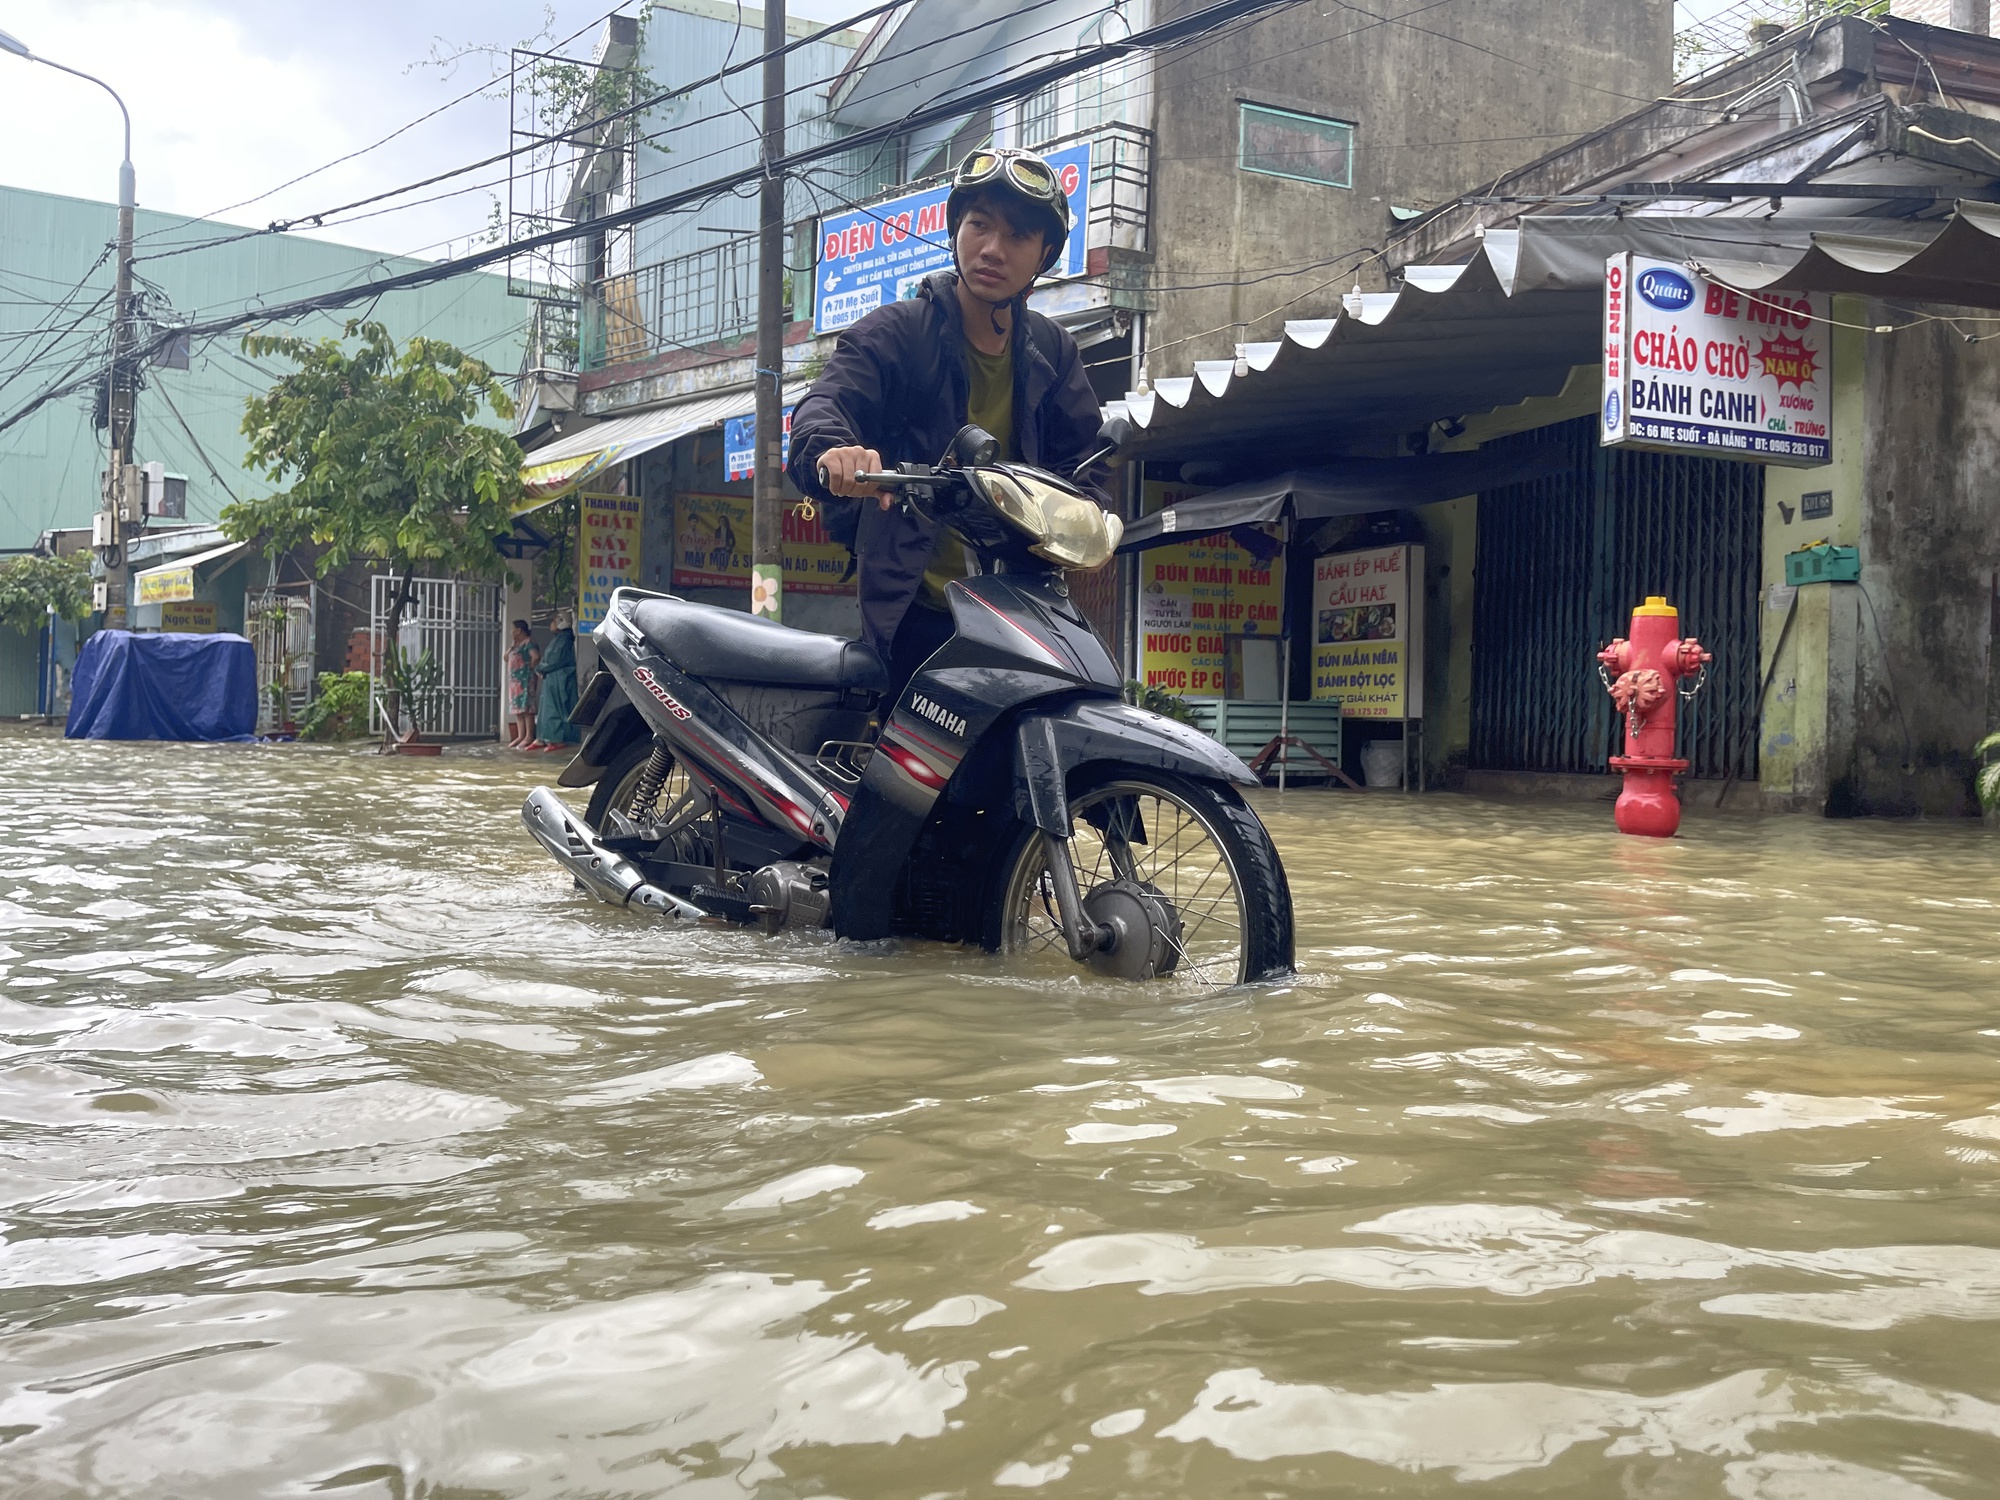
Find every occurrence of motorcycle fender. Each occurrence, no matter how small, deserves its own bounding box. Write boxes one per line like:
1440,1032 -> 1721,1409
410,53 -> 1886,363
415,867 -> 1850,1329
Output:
556,684 -> 645,789
826,774 -> 933,940
1012,699 -> 1258,830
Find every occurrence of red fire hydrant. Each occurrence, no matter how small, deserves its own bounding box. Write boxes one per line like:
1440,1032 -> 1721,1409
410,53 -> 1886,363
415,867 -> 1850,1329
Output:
1597,596 -> 1711,838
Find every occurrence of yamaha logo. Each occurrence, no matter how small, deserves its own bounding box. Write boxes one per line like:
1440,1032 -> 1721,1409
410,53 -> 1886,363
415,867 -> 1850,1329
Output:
908,693 -> 966,738
1637,267 -> 1695,311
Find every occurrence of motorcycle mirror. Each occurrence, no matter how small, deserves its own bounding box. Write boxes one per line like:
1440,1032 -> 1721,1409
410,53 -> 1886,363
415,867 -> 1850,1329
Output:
1071,414 -> 1132,481
947,424 -> 1000,468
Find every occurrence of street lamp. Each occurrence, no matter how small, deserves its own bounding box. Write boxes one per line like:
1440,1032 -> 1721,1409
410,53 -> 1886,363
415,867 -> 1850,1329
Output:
0,26 -> 139,619
0,29 -> 133,209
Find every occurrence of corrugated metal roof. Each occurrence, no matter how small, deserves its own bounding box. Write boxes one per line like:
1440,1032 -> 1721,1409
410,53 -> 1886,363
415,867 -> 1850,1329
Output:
516,383 -> 810,509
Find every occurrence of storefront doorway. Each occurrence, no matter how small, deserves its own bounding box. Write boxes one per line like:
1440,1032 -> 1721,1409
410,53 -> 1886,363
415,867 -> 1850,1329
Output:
1470,416 -> 1764,781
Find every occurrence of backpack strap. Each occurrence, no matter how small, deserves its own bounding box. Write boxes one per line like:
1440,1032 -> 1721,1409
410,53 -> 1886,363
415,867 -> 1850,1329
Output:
1024,306 -> 1066,381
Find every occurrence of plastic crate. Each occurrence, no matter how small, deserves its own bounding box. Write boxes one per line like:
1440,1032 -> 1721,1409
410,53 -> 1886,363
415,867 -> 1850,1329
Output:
1784,544 -> 1859,586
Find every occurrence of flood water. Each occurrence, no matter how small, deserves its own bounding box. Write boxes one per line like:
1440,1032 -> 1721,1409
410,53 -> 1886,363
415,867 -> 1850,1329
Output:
3,735 -> 1999,1497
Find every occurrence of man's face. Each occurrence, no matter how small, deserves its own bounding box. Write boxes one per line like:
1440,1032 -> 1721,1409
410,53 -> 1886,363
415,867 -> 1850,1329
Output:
955,203 -> 1047,303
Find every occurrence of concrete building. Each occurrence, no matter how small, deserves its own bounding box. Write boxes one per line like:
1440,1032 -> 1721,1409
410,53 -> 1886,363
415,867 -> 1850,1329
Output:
0,184 -> 529,719
1112,12 -> 2000,817
1143,0 -> 1675,367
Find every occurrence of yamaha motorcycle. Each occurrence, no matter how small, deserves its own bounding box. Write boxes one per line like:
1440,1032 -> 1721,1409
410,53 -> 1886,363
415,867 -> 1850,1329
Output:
522,420 -> 1293,985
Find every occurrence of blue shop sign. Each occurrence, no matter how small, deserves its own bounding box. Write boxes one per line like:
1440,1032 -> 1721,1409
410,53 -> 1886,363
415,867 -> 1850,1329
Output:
723,406 -> 793,481
812,142 -> 1091,336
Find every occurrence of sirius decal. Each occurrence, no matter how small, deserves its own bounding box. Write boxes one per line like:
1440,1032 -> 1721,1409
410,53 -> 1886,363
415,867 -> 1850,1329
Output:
632,667 -> 693,721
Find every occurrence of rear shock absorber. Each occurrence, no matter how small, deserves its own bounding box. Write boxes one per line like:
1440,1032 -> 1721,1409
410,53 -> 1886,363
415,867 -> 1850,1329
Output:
630,742 -> 672,817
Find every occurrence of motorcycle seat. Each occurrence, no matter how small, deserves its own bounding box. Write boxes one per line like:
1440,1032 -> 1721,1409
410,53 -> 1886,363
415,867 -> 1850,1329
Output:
628,596 -> 889,696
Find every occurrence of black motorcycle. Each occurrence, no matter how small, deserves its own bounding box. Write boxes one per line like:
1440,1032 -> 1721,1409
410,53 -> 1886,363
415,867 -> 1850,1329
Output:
523,421 -> 1293,985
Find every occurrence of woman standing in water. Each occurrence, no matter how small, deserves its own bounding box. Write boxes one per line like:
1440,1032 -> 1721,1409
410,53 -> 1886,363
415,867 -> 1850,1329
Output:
504,620 -> 540,748
531,609 -> 580,751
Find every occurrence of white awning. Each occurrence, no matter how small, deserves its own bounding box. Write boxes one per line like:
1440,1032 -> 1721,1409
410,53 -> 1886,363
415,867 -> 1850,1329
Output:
132,540 -> 247,605
516,383 -> 810,511
1107,209 -> 1979,465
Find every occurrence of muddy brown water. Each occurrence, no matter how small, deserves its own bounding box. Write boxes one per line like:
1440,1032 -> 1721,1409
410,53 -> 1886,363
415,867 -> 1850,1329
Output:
3,736 -> 1999,1497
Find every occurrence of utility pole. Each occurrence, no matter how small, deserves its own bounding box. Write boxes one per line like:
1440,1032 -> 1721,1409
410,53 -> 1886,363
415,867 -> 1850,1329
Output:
0,30 -> 137,625
105,147 -> 137,627
751,0 -> 786,621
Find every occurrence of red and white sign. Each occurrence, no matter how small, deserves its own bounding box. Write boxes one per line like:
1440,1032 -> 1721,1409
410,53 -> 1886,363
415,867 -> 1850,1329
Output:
1602,253 -> 1831,467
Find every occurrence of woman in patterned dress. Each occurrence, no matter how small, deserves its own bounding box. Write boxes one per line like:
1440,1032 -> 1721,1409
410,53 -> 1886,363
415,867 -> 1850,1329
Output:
505,619 -> 540,748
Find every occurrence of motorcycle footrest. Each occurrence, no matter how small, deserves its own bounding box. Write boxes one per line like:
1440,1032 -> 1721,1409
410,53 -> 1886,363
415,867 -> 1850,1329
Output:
689,883 -> 757,923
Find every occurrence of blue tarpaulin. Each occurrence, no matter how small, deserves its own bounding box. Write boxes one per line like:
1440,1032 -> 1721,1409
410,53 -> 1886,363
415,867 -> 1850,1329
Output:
65,631 -> 258,742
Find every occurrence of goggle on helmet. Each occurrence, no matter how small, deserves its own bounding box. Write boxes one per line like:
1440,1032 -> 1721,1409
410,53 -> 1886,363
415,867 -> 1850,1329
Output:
945,147 -> 1074,276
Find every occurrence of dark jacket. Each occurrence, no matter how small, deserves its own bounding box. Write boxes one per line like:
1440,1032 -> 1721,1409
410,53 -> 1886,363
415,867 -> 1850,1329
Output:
786,271 -> 1110,654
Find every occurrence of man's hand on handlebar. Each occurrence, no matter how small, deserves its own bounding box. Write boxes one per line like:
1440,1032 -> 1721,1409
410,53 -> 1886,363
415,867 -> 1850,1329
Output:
815,446 -> 895,510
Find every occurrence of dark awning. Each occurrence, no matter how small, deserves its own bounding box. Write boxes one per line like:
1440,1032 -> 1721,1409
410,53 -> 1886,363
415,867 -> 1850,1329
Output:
1693,199 -> 2000,308
1117,448 -> 1573,552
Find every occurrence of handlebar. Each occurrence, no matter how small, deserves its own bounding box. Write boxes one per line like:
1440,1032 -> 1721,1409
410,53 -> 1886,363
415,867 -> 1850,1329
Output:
817,463 -> 934,492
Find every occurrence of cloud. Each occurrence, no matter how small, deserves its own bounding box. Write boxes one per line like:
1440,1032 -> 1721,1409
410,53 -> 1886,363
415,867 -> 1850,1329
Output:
0,0 -> 879,258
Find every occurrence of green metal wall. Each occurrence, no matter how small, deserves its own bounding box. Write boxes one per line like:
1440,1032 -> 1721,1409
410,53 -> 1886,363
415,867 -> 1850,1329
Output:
1471,416 -> 1765,781
0,185 -> 529,552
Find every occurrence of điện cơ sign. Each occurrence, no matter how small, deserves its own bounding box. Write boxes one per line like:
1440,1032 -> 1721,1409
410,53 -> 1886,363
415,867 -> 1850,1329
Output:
1602,254 -> 1830,467
812,143 -> 1091,335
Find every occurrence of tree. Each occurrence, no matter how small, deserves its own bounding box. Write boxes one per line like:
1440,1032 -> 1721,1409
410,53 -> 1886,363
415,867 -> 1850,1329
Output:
0,552 -> 92,635
223,320 -> 524,739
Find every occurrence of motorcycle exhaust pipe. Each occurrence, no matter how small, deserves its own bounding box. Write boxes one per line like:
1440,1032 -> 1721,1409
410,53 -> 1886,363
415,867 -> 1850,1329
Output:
521,786 -> 706,920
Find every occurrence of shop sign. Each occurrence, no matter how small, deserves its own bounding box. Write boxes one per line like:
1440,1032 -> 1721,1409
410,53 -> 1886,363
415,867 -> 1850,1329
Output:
577,491 -> 640,633
672,491 -> 854,595
723,406 -> 794,481
160,601 -> 216,633
1137,481 -> 1284,699
813,143 -> 1091,335
1311,543 -> 1424,718
135,564 -> 195,605
1602,253 -> 1830,466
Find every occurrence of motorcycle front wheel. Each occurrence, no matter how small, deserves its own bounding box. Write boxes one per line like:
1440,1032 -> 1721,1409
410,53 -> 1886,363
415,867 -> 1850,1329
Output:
988,771 -> 1293,987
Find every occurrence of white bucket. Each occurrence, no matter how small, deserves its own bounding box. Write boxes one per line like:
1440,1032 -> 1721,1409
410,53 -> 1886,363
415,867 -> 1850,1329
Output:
1360,739 -> 1404,789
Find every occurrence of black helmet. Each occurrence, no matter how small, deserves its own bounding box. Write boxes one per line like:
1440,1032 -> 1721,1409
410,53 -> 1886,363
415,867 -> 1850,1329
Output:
944,147 -> 1074,277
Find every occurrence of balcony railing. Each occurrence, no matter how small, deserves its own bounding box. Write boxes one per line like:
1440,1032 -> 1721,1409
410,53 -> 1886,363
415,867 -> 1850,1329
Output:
578,119 -> 1153,373
580,232 -> 764,372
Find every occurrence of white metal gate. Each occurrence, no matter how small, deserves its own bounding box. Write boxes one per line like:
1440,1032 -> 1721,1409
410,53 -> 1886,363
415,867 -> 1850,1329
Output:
245,588 -> 314,735
368,576 -> 503,738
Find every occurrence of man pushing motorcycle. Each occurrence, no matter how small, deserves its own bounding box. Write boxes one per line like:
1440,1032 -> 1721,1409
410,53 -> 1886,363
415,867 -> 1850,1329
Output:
787,146 -> 1113,696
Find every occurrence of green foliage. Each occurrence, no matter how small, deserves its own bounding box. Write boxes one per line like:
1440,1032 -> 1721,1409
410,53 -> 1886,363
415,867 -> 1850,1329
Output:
300,672 -> 372,741
0,552 -> 92,634
533,494 -> 579,611
391,650 -> 449,735
223,320 -> 524,579
1124,679 -> 1195,724
1976,731 -> 2000,814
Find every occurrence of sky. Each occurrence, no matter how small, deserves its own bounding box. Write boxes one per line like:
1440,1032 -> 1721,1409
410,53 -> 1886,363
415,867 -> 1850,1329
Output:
0,0 -> 1741,265
0,0 -> 867,264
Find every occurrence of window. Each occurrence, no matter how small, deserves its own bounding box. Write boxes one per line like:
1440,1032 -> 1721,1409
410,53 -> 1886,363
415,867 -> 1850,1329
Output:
1017,80 -> 1063,148
1238,103 -> 1353,188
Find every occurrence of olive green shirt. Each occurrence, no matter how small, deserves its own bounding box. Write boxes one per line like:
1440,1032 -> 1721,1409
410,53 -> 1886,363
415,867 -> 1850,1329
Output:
919,340 -> 1018,610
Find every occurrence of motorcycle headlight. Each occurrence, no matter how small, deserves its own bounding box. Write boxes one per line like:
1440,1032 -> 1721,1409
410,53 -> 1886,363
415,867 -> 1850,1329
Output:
969,469 -> 1124,570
